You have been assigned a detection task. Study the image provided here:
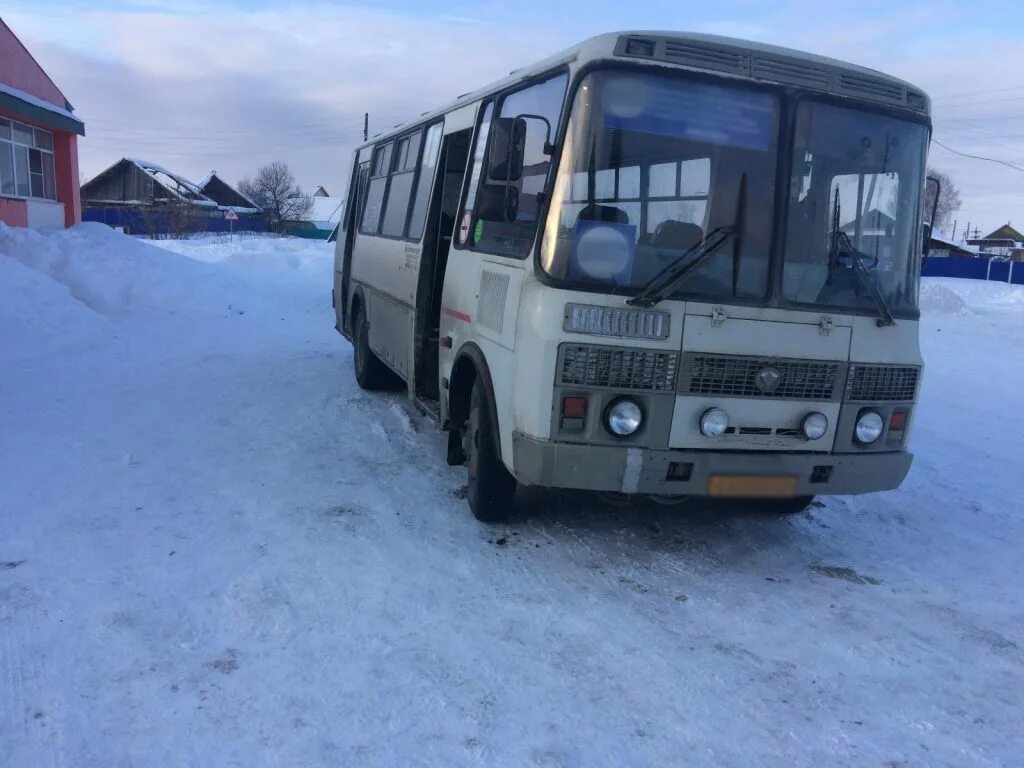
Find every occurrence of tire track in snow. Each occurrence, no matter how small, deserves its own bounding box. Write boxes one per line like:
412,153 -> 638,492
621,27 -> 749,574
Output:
0,597 -> 68,768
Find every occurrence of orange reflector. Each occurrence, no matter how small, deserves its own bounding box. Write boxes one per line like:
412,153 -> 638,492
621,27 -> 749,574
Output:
889,410 -> 908,431
561,396 -> 587,418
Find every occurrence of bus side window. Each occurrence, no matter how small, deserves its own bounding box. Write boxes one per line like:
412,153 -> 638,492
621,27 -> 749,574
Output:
464,73 -> 568,258
380,131 -> 422,237
408,123 -> 444,240
361,142 -> 392,234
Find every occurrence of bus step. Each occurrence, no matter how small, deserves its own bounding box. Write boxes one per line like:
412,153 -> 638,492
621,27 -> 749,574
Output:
413,396 -> 441,424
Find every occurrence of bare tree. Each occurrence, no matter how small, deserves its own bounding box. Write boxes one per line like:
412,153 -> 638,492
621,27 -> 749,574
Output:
924,167 -> 962,230
239,161 -> 313,232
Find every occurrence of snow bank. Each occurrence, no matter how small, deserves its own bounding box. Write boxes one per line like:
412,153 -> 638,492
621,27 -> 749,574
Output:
921,276 -> 1024,316
919,281 -> 969,315
0,222 -> 233,319
0,224 -> 333,359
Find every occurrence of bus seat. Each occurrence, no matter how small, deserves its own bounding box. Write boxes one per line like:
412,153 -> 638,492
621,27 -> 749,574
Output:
651,220 -> 703,252
577,203 -> 629,224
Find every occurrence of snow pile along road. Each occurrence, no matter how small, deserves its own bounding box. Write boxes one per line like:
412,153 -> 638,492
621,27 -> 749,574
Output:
1,226 -> 1022,767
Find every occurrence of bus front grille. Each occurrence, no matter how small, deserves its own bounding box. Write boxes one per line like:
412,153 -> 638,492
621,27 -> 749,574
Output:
680,354 -> 841,400
559,344 -> 679,392
845,365 -> 920,402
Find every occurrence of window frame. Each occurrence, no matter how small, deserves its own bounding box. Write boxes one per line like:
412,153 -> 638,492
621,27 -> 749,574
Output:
530,59 -> 932,319
357,120 -> 444,242
0,118 -> 58,202
454,66 -> 571,260
774,92 -> 931,321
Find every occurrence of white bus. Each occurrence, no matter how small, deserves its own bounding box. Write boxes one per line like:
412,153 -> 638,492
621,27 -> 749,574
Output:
333,31 -> 931,522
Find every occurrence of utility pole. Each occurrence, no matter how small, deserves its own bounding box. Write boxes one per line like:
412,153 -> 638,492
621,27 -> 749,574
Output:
363,113 -> 368,143
951,219 -> 957,241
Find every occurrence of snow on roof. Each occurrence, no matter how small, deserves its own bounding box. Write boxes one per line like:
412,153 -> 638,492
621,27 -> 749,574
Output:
0,81 -> 84,126
306,196 -> 344,227
930,229 -> 979,253
126,158 -> 217,207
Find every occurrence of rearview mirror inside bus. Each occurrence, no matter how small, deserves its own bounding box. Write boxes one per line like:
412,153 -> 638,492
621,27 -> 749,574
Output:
487,117 -> 527,181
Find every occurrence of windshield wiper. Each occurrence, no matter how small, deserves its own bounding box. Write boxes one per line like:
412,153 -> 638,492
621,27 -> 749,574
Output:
627,174 -> 746,308
827,190 -> 895,327
626,225 -> 736,307
840,232 -> 895,327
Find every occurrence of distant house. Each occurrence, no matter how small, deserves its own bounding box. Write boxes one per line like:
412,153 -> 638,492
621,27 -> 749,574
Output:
313,185 -> 331,198
1,18 -> 85,229
968,223 -> 1024,261
197,171 -> 261,213
81,158 -> 265,235
926,230 -> 976,258
82,158 -> 217,211
284,189 -> 344,240
840,208 -> 896,264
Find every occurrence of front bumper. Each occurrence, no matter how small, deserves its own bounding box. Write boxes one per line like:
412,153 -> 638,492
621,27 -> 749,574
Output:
512,432 -> 912,496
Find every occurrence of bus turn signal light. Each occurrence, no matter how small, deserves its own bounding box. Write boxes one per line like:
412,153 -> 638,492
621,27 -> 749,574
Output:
560,396 -> 587,432
562,396 -> 587,418
889,410 -> 908,431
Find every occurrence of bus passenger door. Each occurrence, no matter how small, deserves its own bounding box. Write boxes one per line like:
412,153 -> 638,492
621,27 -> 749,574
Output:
414,129 -> 472,402
339,160 -> 369,336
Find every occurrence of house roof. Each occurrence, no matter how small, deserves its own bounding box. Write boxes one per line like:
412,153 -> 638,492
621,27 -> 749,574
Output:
126,158 -> 217,206
198,171 -> 261,212
82,158 -> 220,207
313,185 -> 331,198
980,223 -> 1023,242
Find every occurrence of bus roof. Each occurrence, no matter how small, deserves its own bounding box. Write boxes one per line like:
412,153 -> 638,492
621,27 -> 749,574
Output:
357,31 -> 929,151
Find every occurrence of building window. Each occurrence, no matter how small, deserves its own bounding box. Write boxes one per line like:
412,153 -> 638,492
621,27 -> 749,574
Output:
0,118 -> 57,201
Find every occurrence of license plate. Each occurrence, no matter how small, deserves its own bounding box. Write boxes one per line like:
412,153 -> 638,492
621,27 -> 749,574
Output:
707,474 -> 798,498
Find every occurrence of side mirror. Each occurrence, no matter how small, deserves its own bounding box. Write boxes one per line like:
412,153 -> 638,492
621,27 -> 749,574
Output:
923,175 -> 941,258
487,117 -> 527,182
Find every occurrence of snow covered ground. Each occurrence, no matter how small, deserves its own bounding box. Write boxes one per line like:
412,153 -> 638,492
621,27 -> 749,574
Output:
1,225 -> 1022,767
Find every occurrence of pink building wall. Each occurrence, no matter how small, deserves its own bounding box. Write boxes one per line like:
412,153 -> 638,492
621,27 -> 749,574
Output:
0,20 -> 66,106
0,19 -> 82,228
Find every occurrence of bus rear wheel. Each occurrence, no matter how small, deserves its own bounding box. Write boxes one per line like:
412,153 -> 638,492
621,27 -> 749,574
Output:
353,307 -> 392,391
463,377 -> 516,522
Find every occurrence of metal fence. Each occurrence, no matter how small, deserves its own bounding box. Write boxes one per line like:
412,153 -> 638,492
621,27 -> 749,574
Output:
922,256 -> 1024,285
83,207 -> 270,236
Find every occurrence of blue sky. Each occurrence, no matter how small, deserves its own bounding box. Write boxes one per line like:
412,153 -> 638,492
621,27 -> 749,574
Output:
6,0 -> 1024,234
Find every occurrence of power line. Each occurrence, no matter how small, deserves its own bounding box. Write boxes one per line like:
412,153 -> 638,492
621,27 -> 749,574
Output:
931,138 -> 1024,173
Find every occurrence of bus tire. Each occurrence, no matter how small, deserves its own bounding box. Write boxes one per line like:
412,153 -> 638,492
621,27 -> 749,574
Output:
353,307 -> 391,391
464,377 -> 516,522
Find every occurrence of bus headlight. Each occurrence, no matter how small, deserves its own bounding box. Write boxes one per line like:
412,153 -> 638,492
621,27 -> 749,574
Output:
699,407 -> 729,437
801,412 -> 829,441
855,409 -> 885,444
605,398 -> 643,436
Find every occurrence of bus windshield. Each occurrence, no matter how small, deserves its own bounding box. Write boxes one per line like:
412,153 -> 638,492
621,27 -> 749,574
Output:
540,70 -> 780,301
782,102 -> 928,315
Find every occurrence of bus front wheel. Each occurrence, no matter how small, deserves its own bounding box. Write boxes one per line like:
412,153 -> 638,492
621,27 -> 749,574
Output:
463,377 -> 516,522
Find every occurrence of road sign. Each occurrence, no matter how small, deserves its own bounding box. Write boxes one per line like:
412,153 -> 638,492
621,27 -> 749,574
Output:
224,207 -> 239,221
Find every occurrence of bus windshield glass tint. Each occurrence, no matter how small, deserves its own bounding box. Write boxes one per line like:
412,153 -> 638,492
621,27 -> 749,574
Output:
540,70 -> 780,300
